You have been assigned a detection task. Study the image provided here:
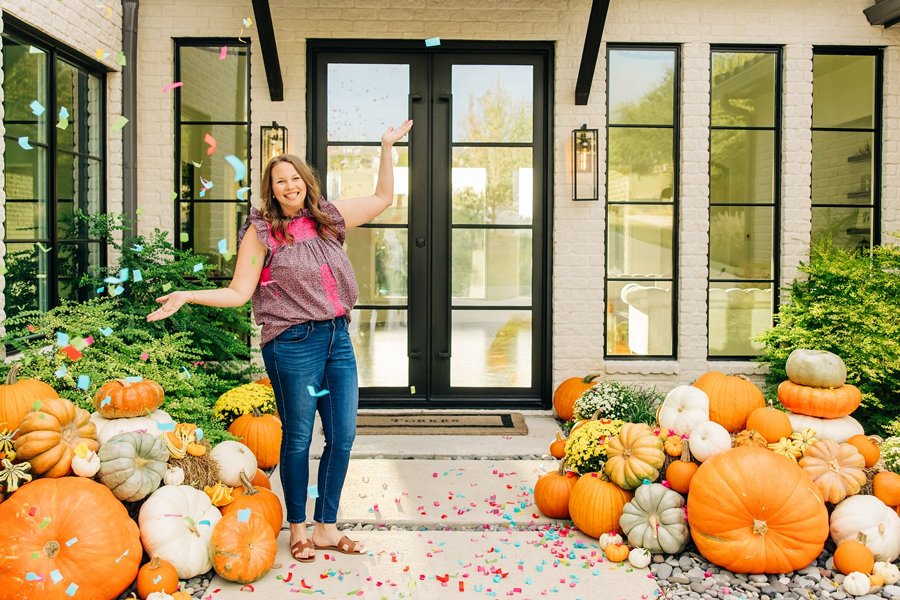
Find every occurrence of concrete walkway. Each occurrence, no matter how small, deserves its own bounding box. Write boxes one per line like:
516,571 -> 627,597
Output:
207,413 -> 662,600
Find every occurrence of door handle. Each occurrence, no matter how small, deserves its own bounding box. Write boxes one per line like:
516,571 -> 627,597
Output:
437,93 -> 451,103
409,350 -> 422,359
410,93 -> 424,103
437,351 -> 451,359
415,237 -> 425,248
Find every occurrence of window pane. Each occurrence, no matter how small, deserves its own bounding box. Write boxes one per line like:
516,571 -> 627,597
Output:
179,124 -> 248,199
327,64 -> 409,142
711,52 -> 776,128
179,202 -> 249,277
57,242 -> 101,286
708,282 -> 772,357
180,46 -> 247,122
4,242 -> 50,319
710,206 -> 774,280
452,147 -> 533,224
608,49 -> 676,126
326,145 -> 409,225
608,128 -> 674,202
812,131 -> 874,205
607,204 -> 673,278
608,280 -> 672,356
710,129 -> 776,204
813,54 -> 876,129
452,65 -> 533,143
349,308 -> 408,387
4,142 -> 48,239
57,155 -> 101,239
452,229 -> 531,306
450,310 -> 531,387
812,206 -> 873,252
344,228 -> 408,305
56,60 -> 101,157
0,34 -> 49,143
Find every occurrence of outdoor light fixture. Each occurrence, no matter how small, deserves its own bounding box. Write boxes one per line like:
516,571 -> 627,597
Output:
573,124 -> 598,201
261,121 -> 288,170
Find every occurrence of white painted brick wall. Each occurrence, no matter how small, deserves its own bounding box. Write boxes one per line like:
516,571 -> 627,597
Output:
0,0 -> 123,330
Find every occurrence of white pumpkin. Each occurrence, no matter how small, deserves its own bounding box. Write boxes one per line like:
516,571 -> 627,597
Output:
628,547 -> 652,569
71,450 -> 101,478
831,495 -> 900,563
139,485 -> 222,579
687,421 -> 731,462
874,561 -> 900,585
598,532 -> 623,548
146,593 -> 174,600
786,348 -> 847,388
164,465 -> 185,486
786,412 -> 863,444
90,409 -> 175,444
842,571 -> 872,596
620,483 -> 690,554
658,386 -> 710,436
209,441 -> 258,487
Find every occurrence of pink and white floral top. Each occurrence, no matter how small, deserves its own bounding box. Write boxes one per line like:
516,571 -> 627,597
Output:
236,198 -> 359,347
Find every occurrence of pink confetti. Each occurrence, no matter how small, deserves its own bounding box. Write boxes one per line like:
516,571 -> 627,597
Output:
140,352 -> 149,360
219,46 -> 227,60
162,81 -> 183,93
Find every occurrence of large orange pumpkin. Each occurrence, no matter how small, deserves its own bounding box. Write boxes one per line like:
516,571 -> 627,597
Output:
0,477 -> 142,599
777,380 -> 862,419
14,397 -> 99,478
873,471 -> 900,507
250,468 -> 272,490
553,374 -> 599,422
692,372 -> 765,433
0,363 -> 58,435
227,407 -> 282,469
223,470 -> 285,537
137,555 -> 180,598
687,446 -> 829,574
745,401 -> 793,444
93,378 -> 165,419
534,459 -> 579,519
568,472 -> 633,538
209,512 -> 278,584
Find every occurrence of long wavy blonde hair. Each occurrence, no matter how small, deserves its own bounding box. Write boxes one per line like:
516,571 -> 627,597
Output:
259,154 -> 339,243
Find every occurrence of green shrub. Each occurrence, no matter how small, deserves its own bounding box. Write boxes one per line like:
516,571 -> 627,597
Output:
755,238 -> 900,436
573,381 -> 665,425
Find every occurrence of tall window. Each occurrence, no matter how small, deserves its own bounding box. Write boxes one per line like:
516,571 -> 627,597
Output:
708,49 -> 780,358
174,40 -> 250,286
605,47 -> 679,358
1,20 -> 106,323
811,49 -> 881,251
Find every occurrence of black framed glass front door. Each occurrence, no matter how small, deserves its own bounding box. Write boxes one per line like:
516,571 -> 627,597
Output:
310,41 -> 551,407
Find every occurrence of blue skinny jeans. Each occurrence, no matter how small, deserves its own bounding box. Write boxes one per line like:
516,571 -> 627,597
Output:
261,317 -> 358,524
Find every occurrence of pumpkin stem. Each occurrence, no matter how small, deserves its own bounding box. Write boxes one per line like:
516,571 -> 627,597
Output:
880,523 -> 885,536
5,362 -> 22,386
591,409 -> 601,421
752,519 -> 768,536
557,458 -> 568,476
730,374 -> 751,382
581,374 -> 601,384
555,431 -> 563,442
649,515 -> 660,539
43,540 -> 60,559
869,435 -> 884,446
188,523 -> 200,537
251,405 -> 263,418
857,532 -> 868,545
134,457 -> 149,469
116,378 -> 132,388
680,440 -> 693,463
623,448 -> 633,460
238,469 -> 259,496
149,555 -> 162,570
766,400 -> 776,410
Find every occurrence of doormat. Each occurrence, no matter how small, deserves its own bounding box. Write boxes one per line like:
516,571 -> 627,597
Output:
354,412 -> 529,436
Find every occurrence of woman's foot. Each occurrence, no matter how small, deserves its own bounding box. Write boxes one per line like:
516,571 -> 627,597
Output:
312,523 -> 366,554
289,523 -> 315,562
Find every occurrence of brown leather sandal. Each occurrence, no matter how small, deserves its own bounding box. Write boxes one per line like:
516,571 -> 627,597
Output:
315,535 -> 366,555
290,539 -> 316,563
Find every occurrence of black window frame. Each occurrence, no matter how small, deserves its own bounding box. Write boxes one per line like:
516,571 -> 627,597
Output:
810,46 -> 883,250
603,43 -> 681,361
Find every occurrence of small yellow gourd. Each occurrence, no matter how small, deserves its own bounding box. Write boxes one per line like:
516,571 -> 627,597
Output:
768,437 -> 802,461
203,481 -> 235,507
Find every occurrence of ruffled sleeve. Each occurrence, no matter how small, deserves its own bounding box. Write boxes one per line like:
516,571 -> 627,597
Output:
237,207 -> 274,266
318,196 -> 346,245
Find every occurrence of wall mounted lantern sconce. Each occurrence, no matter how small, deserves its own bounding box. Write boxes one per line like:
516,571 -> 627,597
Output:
573,124 -> 598,201
261,121 -> 288,171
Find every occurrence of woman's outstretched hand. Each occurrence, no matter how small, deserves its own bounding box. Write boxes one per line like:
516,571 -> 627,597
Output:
146,291 -> 192,322
381,120 -> 413,147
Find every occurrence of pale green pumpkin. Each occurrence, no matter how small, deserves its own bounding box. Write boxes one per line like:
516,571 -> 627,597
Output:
98,432 -> 169,502
620,482 -> 690,554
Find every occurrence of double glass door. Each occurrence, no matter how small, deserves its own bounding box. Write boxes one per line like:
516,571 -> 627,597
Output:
311,46 -> 548,405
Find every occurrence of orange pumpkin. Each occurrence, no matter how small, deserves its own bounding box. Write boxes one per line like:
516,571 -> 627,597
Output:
14,397 -> 99,478
745,402 -> 793,444
834,532 -> 875,576
209,512 -> 278,584
137,556 -> 179,598
692,372 -> 765,433
873,471 -> 900,507
799,439 -> 866,504
871,573 -> 885,587
534,459 -> 579,519
688,446 -> 829,574
93,378 -> 165,419
846,434 -> 881,468
223,470 -> 285,538
550,432 -> 567,459
568,472 -> 633,538
777,381 -> 862,419
666,439 -> 699,494
0,363 -> 58,435
664,435 -> 683,457
227,407 -> 282,469
255,377 -> 273,388
250,468 -> 272,490
0,477 -> 142,599
604,542 -> 630,562
553,374 -> 600,421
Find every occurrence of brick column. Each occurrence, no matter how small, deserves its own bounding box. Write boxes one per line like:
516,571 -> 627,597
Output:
883,46 -> 900,239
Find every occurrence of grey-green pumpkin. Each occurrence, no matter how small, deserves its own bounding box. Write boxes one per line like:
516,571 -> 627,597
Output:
619,482 -> 690,554
98,431 -> 169,502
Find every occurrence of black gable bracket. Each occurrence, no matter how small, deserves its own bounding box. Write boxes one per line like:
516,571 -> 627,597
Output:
575,0 -> 611,106
251,0 -> 284,101
865,0 -> 900,27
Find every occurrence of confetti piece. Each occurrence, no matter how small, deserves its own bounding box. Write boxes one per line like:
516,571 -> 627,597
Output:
243,17 -> 252,26
111,116 -> 129,132
120,268 -> 130,281
425,37 -> 441,47
237,186 -> 250,200
99,327 -> 113,336
77,375 -> 90,390
170,191 -> 178,201
117,52 -> 126,66
96,287 -> 105,293
195,428 -> 203,440
39,517 -> 51,529
193,263 -> 203,272
125,376 -> 144,383
158,422 -> 176,431
54,366 -> 67,378
180,232 -> 190,243
112,285 -> 125,296
140,353 -> 149,360
237,508 -> 251,522
154,575 -> 162,584
204,133 -> 218,156
163,283 -> 173,292
308,485 -> 319,499
60,106 -> 70,119
115,549 -> 129,562
29,507 -> 37,516
133,270 -> 143,282
218,239 -> 228,254
31,552 -> 39,559
26,573 -> 40,581
57,117 -> 69,130
411,386 -> 416,394
57,331 -> 71,347
251,256 -> 257,265
225,155 -> 246,182
219,46 -> 228,60
181,366 -> 192,380
30,100 -> 45,116
66,583 -> 79,597
17,137 -> 33,150
163,81 -> 183,93
307,386 -> 329,397
51,569 -> 63,583
136,207 -> 144,215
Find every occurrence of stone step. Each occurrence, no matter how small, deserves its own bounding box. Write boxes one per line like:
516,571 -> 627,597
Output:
206,529 -> 659,600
